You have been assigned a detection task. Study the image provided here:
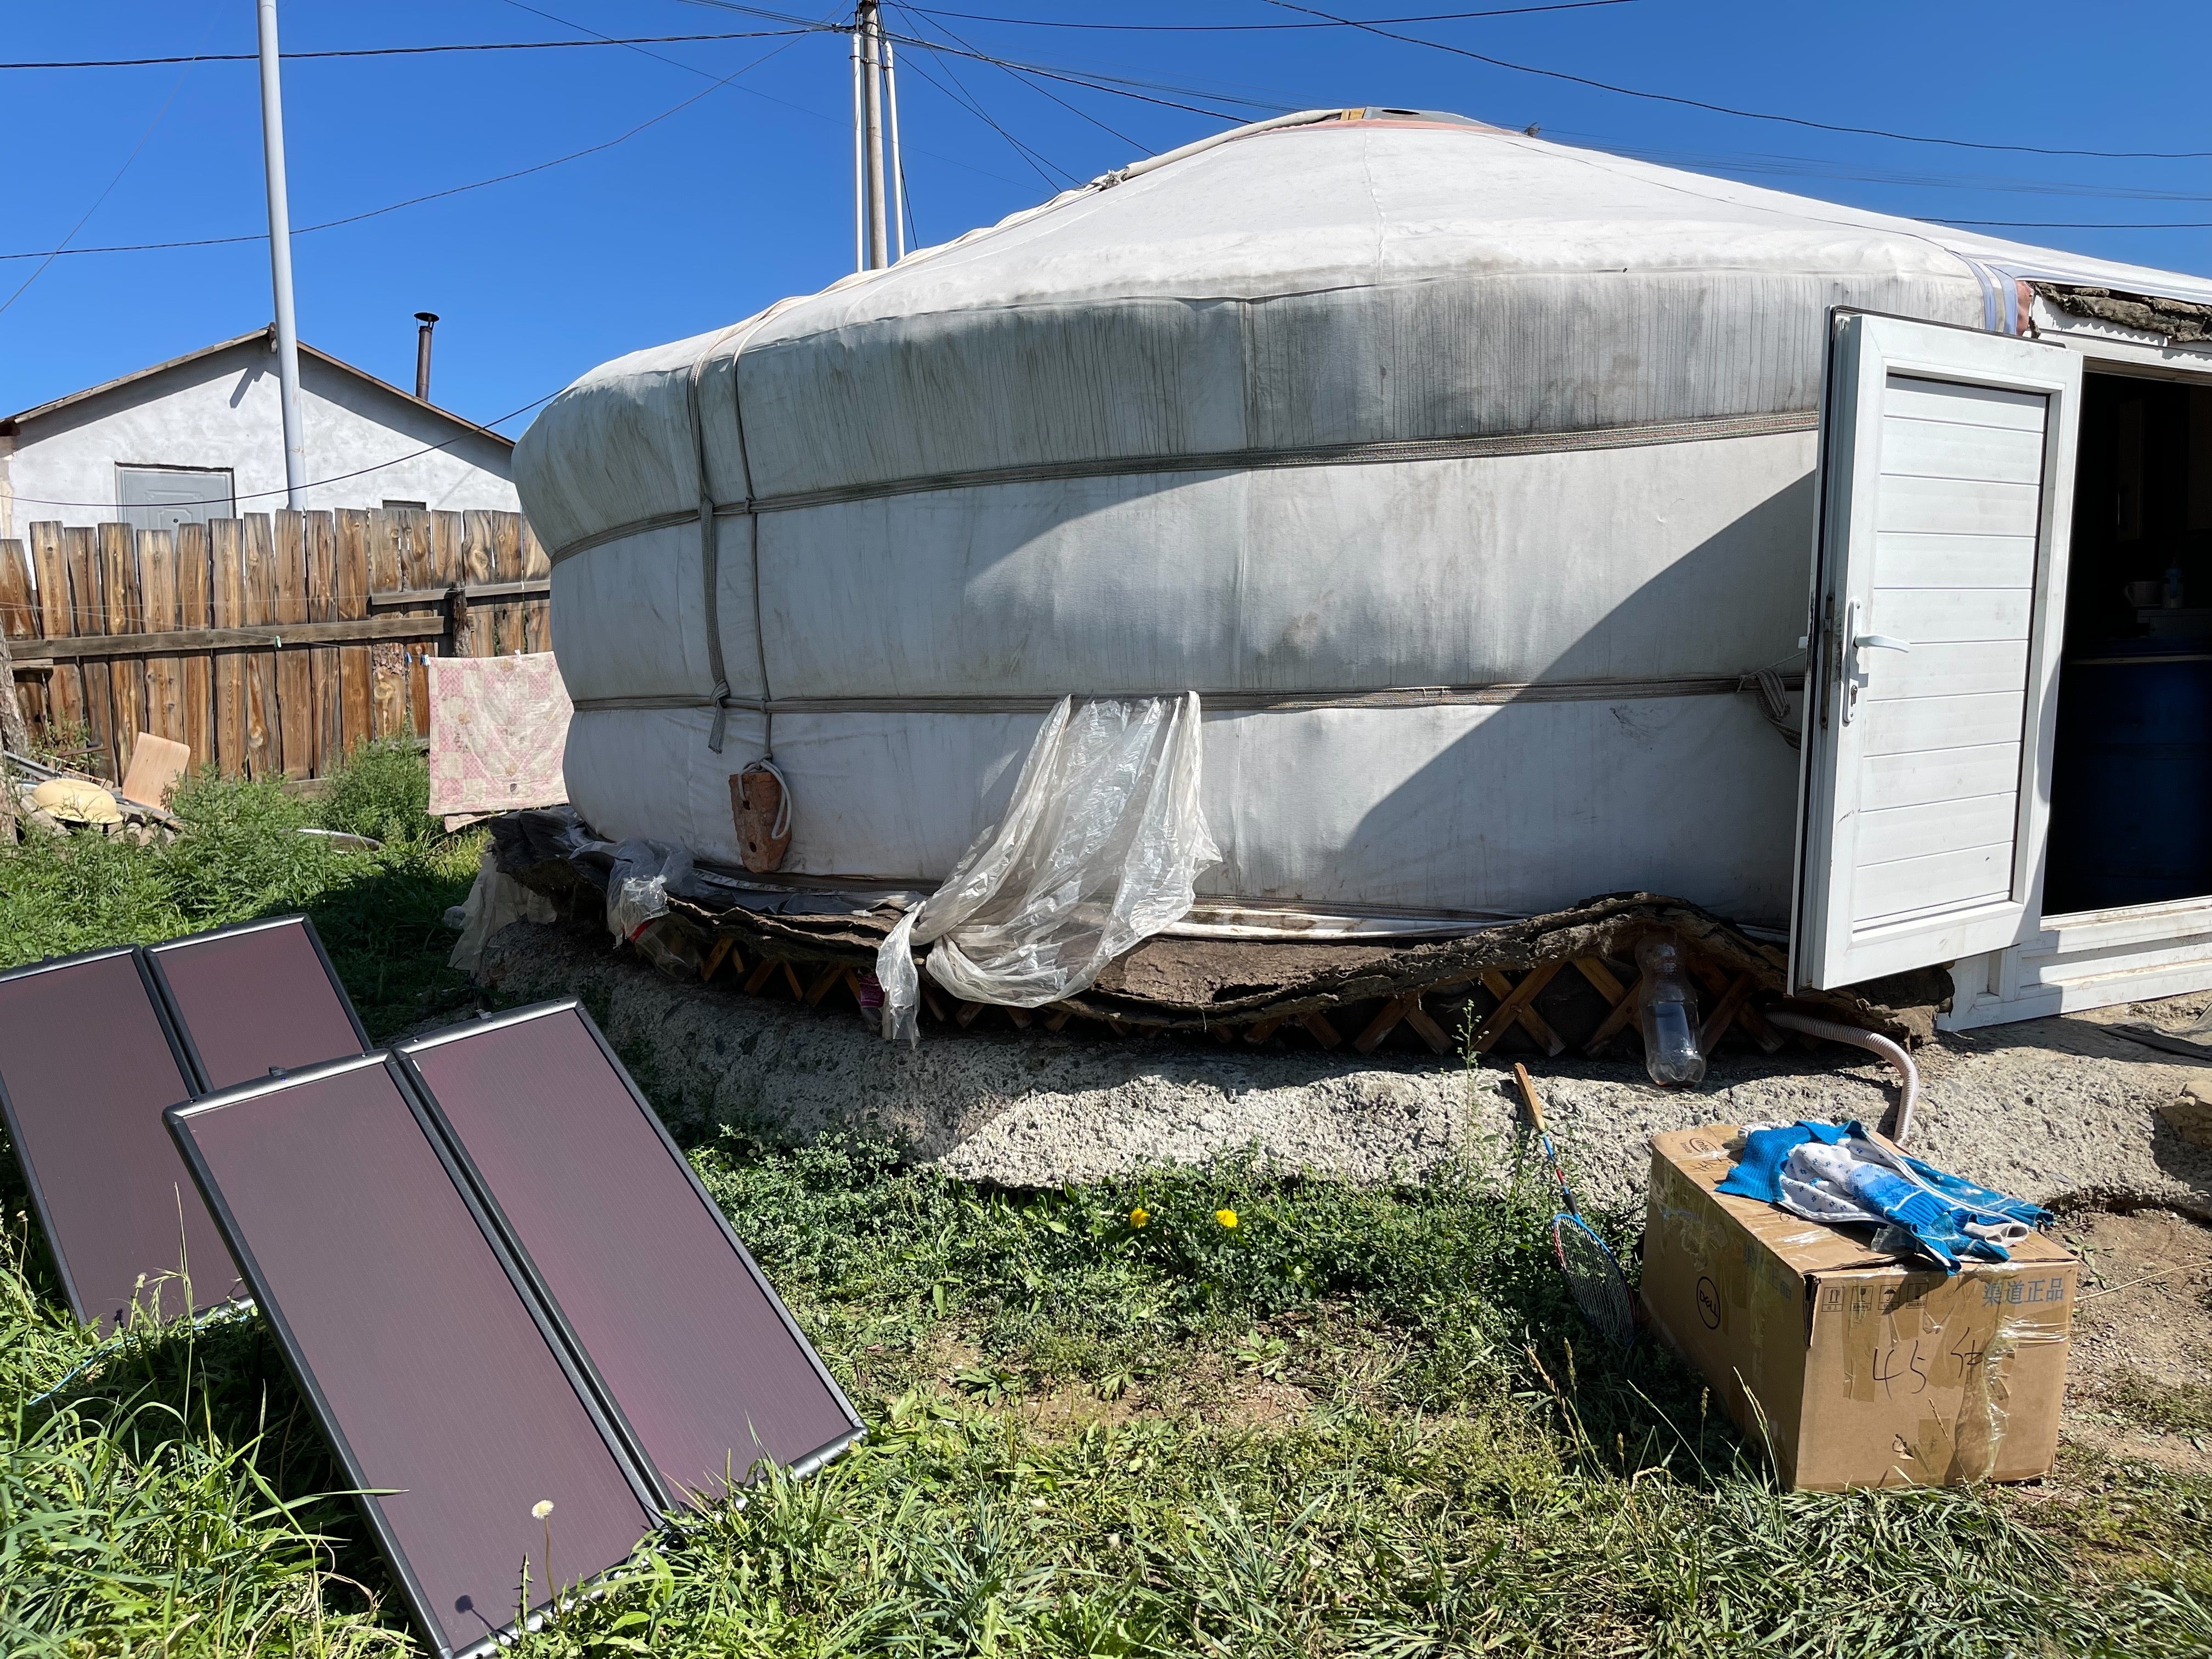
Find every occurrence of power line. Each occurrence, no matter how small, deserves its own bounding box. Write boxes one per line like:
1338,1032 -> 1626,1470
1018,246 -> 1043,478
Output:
1262,0 -> 2212,161
0,12 -> 216,315
892,5 -> 1146,154
905,0 -> 1633,29
1,32 -> 815,262
7,392 -> 564,511
884,34 -> 1289,120
1934,219 -> 2212,230
894,38 -> 1073,189
0,30 -> 822,71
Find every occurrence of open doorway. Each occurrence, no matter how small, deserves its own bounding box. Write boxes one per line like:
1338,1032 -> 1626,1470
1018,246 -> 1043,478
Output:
2044,371 -> 2212,915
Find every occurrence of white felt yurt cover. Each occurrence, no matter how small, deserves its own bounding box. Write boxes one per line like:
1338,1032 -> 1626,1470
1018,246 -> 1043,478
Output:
516,109 -> 2212,934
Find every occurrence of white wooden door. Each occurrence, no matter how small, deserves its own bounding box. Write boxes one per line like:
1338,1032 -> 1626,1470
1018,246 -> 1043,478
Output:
1791,312 -> 2081,991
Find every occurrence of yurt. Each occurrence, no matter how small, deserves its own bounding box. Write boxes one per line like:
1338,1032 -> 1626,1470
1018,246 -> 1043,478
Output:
515,108 -> 2212,1030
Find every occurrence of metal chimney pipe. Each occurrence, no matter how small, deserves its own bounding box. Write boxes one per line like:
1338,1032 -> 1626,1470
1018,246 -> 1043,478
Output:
413,312 -> 438,402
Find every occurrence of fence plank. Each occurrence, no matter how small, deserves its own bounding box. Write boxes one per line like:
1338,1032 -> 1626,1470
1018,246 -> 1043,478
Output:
99,523 -> 146,780
306,512 -> 341,775
398,507 -> 435,735
368,510 -> 408,737
460,511 -> 497,658
520,518 -> 550,654
488,511 -> 524,655
63,527 -> 116,775
335,509 -> 372,757
0,538 -> 43,738
272,512 -> 313,776
0,539 -> 33,640
210,518 -> 248,775
241,514 -> 279,776
26,525 -> 76,743
138,531 -> 184,752
177,522 -> 213,771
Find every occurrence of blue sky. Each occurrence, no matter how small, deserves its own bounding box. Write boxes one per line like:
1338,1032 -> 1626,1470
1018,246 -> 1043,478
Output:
4,0 -> 2207,449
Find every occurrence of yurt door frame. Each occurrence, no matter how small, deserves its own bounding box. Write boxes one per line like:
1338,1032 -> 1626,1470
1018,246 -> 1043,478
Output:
1790,309 -> 2084,994
1943,320 -> 2212,1029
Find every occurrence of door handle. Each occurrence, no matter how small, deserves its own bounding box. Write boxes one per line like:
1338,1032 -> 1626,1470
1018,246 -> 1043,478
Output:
1842,601 -> 1911,724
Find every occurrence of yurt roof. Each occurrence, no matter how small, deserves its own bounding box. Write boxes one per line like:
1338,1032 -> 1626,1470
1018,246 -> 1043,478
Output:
517,108 -> 2212,557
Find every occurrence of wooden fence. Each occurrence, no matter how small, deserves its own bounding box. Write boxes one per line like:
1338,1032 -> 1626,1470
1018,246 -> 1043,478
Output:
0,509 -> 550,786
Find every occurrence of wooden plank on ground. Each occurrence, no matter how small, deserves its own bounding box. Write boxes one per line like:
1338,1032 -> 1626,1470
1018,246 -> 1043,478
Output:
210,518 -> 248,775
137,531 -> 184,752
176,523 -> 213,772
305,512 -> 341,775
335,510 -> 371,759
241,515 -> 279,776
63,527 -> 114,774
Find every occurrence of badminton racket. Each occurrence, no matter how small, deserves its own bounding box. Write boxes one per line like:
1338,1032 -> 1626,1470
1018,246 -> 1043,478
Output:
1513,1062 -> 1637,1351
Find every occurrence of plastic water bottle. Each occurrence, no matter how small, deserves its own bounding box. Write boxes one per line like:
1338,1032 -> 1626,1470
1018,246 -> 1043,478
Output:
1635,933 -> 1707,1088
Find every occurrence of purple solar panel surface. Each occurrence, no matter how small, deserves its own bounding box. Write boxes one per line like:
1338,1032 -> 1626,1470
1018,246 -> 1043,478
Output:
173,1060 -> 653,1656
405,1007 -> 859,1502
0,951 -> 238,1330
149,919 -> 365,1090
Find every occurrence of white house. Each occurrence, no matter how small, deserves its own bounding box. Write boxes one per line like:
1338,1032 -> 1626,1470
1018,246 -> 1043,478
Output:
0,326 -> 520,540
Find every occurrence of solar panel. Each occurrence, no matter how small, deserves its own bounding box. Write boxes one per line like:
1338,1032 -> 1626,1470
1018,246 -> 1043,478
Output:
167,1056 -> 659,1659
145,916 -> 369,1092
0,947 -> 241,1330
399,1003 -> 863,1505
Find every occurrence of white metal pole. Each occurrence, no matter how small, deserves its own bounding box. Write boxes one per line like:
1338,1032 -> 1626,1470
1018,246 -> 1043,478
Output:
859,0 -> 888,269
256,0 -> 307,507
884,37 -> 906,261
850,29 -> 865,273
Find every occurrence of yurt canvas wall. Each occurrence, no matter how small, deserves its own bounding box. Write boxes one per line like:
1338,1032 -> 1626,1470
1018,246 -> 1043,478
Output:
517,109 -> 2212,1022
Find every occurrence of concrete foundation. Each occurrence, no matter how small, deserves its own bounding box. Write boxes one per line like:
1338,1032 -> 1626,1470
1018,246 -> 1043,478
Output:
478,921 -> 2212,1215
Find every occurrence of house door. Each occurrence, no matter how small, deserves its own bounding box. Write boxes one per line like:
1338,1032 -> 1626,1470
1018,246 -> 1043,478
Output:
1790,311 -> 2083,991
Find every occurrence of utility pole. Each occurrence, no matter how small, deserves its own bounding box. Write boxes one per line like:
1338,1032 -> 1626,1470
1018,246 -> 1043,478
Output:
857,0 -> 890,269
256,0 -> 307,508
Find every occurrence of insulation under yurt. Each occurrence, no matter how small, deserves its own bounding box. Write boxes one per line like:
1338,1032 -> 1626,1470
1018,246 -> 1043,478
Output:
514,108 -> 2212,943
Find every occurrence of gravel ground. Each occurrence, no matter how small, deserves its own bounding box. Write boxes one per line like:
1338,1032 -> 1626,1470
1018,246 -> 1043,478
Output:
477,921 -> 2212,1214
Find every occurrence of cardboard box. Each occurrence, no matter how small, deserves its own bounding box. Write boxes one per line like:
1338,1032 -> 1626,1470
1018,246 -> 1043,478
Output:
1641,1126 -> 2075,1491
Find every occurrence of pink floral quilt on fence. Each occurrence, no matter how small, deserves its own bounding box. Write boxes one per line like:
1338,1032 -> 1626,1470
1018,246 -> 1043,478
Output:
427,652 -> 571,816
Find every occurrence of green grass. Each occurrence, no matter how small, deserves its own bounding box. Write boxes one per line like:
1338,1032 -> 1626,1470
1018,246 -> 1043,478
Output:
0,738 -> 481,1039
4,764 -> 2212,1654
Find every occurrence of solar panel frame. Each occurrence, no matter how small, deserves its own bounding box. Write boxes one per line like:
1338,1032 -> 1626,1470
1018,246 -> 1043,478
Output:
144,915 -> 370,1094
396,1001 -> 865,1509
0,944 -> 240,1329
166,1053 -> 666,1659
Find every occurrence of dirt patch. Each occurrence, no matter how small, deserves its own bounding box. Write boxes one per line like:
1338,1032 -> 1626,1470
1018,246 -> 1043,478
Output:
2059,1207 -> 2212,1476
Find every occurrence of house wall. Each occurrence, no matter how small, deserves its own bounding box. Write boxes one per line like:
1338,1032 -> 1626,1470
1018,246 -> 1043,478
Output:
0,337 -> 517,539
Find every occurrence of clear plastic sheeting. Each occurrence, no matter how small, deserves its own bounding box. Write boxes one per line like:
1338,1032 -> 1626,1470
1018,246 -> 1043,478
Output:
605,838 -> 695,942
876,695 -> 1218,1046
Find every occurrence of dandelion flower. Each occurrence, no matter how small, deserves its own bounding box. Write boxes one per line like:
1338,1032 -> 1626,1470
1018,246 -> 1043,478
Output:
1129,1205 -> 1150,1229
532,1500 -> 555,1520
1215,1208 -> 1239,1229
